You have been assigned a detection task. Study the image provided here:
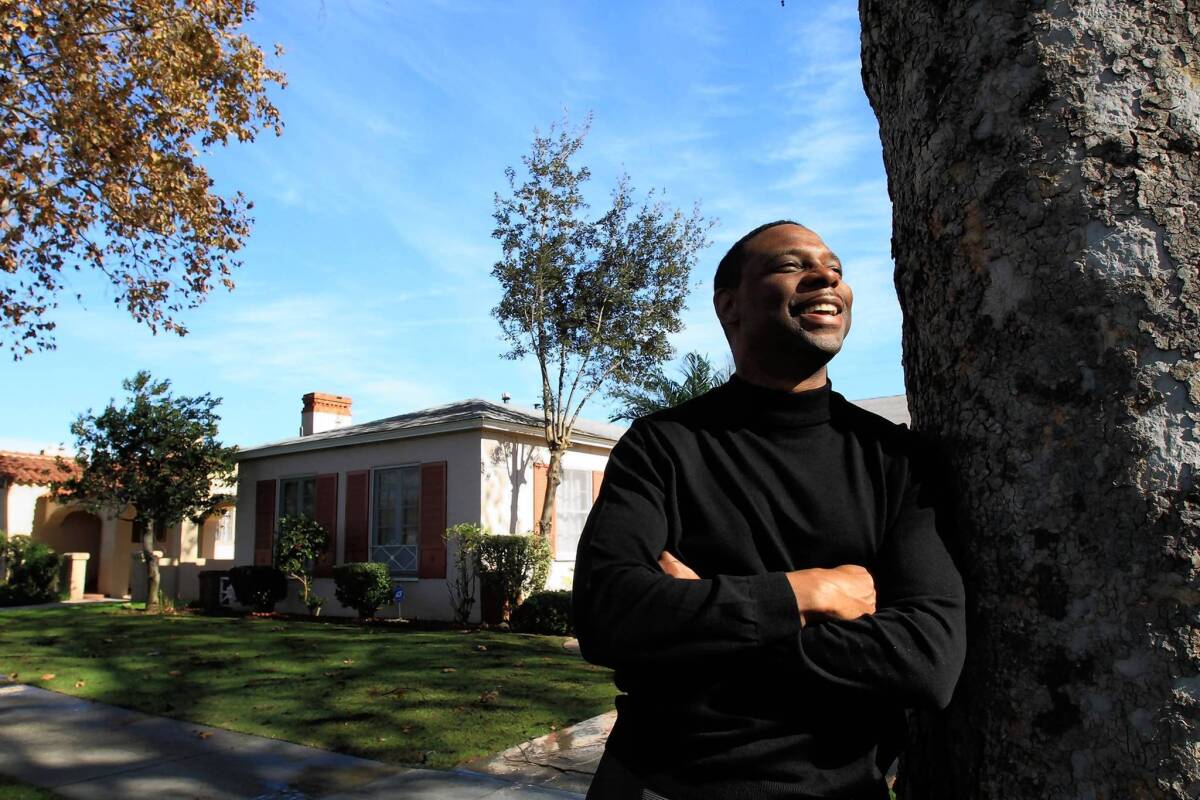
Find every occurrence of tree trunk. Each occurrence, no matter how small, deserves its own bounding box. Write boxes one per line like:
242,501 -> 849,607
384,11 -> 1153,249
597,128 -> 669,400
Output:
860,2 -> 1198,798
538,446 -> 564,540
142,520 -> 160,614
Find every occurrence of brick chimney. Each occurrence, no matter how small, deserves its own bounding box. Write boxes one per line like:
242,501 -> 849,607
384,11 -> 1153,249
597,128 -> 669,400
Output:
301,392 -> 352,436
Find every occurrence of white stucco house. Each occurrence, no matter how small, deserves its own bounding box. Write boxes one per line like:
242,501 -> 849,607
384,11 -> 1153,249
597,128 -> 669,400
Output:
233,392 -> 626,620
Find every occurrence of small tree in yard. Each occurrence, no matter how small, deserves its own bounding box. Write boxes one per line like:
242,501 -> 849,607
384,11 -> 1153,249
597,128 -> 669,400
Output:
492,116 -> 712,538
444,523 -> 486,624
275,515 -> 328,615
54,371 -> 237,613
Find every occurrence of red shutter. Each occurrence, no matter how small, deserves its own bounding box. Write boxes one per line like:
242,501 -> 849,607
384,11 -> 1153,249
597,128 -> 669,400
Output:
592,470 -> 604,503
532,462 -> 557,557
254,479 -> 276,566
344,470 -> 369,564
419,461 -> 447,579
313,473 -> 338,577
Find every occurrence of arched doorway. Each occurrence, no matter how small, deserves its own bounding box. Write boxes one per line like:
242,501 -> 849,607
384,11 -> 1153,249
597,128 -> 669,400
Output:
36,510 -> 103,593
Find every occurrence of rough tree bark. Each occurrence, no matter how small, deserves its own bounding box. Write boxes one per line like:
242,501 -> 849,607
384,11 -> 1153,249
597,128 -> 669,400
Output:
860,2 -> 1198,798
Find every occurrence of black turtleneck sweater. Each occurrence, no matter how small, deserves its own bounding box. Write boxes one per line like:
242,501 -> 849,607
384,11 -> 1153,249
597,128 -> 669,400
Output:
573,377 -> 966,800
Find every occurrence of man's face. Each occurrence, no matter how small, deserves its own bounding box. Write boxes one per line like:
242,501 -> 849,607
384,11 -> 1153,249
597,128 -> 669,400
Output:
715,224 -> 853,376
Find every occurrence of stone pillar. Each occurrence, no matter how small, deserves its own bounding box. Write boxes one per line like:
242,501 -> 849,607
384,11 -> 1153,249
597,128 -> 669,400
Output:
98,512 -> 124,598
60,552 -> 89,601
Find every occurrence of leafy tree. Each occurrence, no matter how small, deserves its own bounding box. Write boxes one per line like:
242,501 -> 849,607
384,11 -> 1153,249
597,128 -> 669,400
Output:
492,117 -> 712,537
609,351 -> 731,422
275,514 -> 328,615
54,371 -> 237,613
0,0 -> 285,357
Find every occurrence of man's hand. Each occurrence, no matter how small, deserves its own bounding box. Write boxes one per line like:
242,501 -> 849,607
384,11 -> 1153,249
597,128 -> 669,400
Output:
659,550 -> 701,580
786,565 -> 876,626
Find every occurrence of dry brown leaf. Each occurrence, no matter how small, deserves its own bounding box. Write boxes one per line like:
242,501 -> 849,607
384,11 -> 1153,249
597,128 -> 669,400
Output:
441,667 -> 457,673
40,673 -> 55,681
475,645 -> 488,652
168,670 -> 182,678
195,731 -> 213,740
74,680 -> 86,688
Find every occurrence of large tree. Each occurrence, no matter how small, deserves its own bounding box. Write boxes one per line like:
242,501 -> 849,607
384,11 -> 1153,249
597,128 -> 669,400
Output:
56,371 -> 237,613
492,117 -> 711,539
860,2 -> 1198,797
0,0 -> 284,357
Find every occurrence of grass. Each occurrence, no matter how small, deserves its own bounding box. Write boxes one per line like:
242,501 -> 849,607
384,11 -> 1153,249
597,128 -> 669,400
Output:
0,604 -> 614,769
0,775 -> 63,799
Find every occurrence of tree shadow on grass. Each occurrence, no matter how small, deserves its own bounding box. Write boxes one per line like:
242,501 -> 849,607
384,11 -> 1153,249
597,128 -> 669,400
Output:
0,605 -> 615,773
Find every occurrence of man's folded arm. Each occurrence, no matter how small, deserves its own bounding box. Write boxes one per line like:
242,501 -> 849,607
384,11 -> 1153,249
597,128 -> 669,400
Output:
793,477 -> 967,709
572,424 -> 802,672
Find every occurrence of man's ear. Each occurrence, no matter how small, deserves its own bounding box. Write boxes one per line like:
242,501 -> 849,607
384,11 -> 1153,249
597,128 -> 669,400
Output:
713,289 -> 738,331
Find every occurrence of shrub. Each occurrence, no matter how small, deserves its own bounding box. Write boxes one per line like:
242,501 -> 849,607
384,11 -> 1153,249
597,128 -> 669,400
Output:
511,589 -> 573,635
333,562 -> 392,618
475,533 -> 551,623
275,514 -> 329,614
228,565 -> 287,612
0,535 -> 63,606
444,523 -> 487,624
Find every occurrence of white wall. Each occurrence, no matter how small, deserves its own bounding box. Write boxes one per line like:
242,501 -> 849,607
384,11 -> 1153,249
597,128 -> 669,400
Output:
4,483 -> 46,536
480,432 -> 613,591
234,430 -> 483,620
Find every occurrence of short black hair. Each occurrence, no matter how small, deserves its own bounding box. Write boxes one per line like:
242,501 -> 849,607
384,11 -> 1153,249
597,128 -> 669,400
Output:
713,219 -> 806,291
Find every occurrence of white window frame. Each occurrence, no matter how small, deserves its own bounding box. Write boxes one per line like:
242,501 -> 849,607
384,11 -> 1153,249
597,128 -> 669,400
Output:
554,469 -> 594,562
278,474 -> 317,521
370,463 -> 421,576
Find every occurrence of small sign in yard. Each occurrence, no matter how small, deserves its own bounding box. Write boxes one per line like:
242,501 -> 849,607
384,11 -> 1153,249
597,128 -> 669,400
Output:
393,586 -> 405,621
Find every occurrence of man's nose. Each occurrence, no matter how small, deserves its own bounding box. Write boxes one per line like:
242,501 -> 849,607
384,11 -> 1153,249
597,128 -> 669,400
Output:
801,263 -> 840,287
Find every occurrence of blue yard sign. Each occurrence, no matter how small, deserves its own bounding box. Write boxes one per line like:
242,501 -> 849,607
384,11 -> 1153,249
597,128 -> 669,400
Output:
392,587 -> 405,603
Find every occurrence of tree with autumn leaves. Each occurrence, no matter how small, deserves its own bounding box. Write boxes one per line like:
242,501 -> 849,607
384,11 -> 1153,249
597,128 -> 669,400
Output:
0,0 -> 284,357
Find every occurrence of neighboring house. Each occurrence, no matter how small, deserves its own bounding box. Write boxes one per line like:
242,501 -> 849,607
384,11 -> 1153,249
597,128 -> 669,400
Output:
0,450 -> 237,599
851,394 -> 912,427
234,393 -> 626,620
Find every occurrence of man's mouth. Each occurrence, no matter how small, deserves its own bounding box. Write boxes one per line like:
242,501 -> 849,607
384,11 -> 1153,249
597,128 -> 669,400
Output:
794,299 -> 843,316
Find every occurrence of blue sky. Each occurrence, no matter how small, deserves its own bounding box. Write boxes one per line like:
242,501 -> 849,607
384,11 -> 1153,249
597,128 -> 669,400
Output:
0,0 -> 903,453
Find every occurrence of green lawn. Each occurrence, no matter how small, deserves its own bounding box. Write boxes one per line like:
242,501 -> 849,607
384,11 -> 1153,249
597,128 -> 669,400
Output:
0,775 -> 63,799
0,605 -> 614,769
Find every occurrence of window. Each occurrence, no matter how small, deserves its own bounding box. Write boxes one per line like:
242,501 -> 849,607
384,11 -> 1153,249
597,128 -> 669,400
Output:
372,466 -> 420,575
279,476 -> 316,520
555,469 -> 593,561
213,508 -> 234,560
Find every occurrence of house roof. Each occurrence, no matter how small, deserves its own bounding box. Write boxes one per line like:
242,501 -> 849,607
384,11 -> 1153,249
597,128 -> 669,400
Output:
237,398 -> 629,461
850,395 -> 911,427
0,450 -> 79,486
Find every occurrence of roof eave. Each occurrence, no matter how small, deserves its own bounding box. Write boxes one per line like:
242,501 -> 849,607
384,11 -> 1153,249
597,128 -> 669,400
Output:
236,414 -> 620,462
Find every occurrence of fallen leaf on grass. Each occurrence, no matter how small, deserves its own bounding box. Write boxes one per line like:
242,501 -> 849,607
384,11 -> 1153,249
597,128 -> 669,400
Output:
401,724 -> 413,734
7,673 -> 18,681
441,667 -> 456,673
475,645 -> 488,652
478,689 -> 500,704
342,659 -> 354,665
168,670 -> 182,678
74,680 -> 86,688
39,673 -> 55,681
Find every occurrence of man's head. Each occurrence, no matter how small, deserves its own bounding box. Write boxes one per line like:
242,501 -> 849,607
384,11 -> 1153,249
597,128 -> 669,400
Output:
713,221 -> 852,388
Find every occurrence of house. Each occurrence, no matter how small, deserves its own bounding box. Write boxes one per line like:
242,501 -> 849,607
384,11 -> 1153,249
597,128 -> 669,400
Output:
233,392 -> 626,620
0,450 -> 237,600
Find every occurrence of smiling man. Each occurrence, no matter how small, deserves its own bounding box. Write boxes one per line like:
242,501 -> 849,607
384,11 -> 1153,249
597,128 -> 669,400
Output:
573,221 -> 967,799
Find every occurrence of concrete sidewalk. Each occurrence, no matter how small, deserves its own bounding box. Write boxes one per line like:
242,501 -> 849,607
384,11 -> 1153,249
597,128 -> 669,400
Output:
0,683 -> 584,799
